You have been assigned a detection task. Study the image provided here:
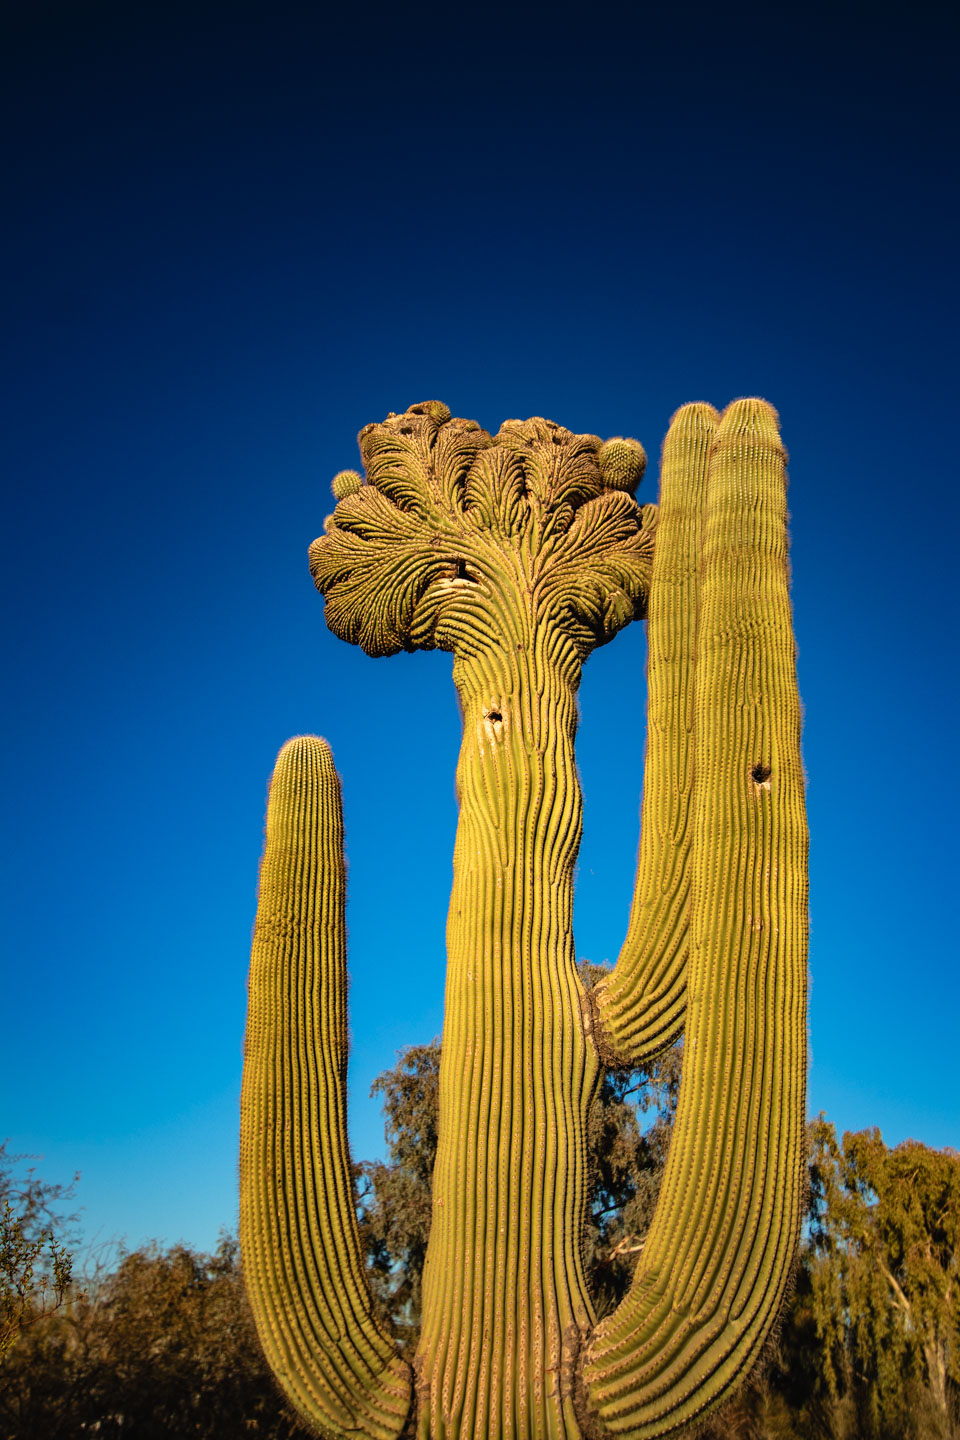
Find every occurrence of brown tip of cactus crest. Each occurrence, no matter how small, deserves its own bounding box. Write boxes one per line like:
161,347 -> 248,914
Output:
599,436 -> 647,493
407,399 -> 452,423
331,469 -> 363,501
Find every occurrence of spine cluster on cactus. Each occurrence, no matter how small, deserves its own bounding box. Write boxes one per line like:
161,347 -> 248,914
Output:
240,397 -> 808,1440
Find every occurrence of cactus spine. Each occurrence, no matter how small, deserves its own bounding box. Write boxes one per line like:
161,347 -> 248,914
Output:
240,398 -> 808,1439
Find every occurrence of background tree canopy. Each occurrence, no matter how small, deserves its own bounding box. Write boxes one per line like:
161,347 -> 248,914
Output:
2,1014 -> 957,1438
806,1119 -> 960,1440
0,1143 -> 76,1364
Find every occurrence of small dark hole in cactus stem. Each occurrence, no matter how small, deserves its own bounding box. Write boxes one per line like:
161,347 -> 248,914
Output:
751,763 -> 772,785
487,711 -> 503,724
454,557 -> 477,581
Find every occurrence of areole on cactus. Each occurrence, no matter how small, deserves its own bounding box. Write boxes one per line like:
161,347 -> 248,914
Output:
239,399 -> 808,1439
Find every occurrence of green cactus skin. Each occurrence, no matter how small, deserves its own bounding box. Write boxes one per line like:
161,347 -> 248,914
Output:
240,736 -> 413,1437
240,397 -> 808,1440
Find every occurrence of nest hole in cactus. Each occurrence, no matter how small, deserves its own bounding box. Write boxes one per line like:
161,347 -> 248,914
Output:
751,763 -> 772,785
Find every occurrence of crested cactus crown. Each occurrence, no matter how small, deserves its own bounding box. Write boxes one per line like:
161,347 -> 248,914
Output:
309,402 -> 657,661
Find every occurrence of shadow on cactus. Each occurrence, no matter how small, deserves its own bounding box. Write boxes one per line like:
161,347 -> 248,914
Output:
240,400 -> 809,1439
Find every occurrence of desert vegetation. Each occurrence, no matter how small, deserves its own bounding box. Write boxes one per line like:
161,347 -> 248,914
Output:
2,1049 -> 957,1438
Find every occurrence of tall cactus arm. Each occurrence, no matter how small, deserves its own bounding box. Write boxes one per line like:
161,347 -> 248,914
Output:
577,400 -> 809,1437
592,404 -> 718,1068
240,736 -> 413,1439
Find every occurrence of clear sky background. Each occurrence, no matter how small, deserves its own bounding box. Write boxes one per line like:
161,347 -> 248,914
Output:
2,0 -> 957,1258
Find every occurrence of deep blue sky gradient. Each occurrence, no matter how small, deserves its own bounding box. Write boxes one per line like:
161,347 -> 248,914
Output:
2,0 -> 957,1255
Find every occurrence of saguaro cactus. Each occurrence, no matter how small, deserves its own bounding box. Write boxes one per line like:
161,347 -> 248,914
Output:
240,399 -> 808,1439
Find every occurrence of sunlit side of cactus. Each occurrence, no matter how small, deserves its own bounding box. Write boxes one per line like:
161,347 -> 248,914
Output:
239,398 -> 808,1439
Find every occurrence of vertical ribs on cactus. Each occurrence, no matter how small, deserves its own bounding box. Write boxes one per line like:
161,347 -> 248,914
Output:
240,398 -> 809,1439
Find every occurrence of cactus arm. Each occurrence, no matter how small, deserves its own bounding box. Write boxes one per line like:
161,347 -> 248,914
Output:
592,404 -> 718,1068
240,736 -> 413,1439
578,400 -> 809,1436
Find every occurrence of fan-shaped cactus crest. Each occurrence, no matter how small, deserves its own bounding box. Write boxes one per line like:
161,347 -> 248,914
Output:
240,399 -> 808,1438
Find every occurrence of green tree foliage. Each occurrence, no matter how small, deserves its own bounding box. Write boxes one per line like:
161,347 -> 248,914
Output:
0,1143 -> 75,1363
807,1118 -> 960,1440
355,1043 -> 440,1352
697,1122 -> 960,1440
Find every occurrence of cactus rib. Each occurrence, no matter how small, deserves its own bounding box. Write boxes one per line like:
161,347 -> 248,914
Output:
240,736 -> 412,1438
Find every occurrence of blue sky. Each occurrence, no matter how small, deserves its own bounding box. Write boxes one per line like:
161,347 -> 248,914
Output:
2,0 -> 957,1257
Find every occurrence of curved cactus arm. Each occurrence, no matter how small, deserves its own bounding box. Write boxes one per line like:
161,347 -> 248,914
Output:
592,403 -> 718,1068
240,736 -> 413,1439
577,400 -> 809,1437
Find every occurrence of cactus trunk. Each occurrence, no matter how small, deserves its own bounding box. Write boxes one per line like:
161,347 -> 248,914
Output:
416,634 -> 598,1439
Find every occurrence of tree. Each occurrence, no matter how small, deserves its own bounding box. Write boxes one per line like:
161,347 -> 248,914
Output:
0,1142 -> 76,1363
11,1096 -> 954,1438
807,1119 -> 960,1439
0,1234 -> 310,1439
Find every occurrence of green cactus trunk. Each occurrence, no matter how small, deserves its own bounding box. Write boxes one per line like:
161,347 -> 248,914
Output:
416,632 -> 598,1439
